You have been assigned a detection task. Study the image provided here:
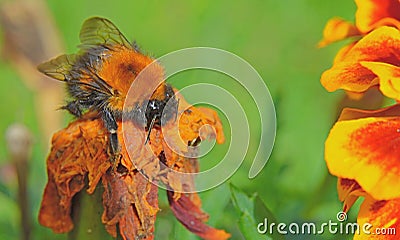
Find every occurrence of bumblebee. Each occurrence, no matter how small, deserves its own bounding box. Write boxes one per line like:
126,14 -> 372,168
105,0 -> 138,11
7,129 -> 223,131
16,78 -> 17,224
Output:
38,17 -> 178,162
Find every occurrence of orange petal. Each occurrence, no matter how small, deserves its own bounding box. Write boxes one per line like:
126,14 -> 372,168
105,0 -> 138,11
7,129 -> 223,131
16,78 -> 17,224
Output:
325,115 -> 400,200
354,196 -> 400,239
361,62 -> 400,100
318,17 -> 360,47
338,104 -> 400,121
337,178 -> 365,212
321,26 -> 400,92
167,191 -> 230,240
333,42 -> 357,64
345,91 -> 367,100
355,0 -> 400,33
173,90 -> 225,145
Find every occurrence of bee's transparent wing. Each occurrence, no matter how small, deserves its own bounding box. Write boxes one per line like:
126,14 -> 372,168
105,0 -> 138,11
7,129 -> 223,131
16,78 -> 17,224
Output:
37,54 -> 77,81
79,17 -> 132,50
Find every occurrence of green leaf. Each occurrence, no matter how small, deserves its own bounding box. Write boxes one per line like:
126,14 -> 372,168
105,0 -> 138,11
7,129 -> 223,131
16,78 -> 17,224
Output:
239,212 -> 271,240
229,183 -> 278,240
255,196 -> 285,240
230,183 -> 255,216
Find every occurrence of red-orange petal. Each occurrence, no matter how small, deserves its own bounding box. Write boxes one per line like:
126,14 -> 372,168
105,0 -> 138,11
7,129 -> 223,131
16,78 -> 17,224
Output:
318,17 -> 361,47
325,115 -> 400,200
361,61 -> 400,100
337,178 -> 365,212
321,26 -> 400,92
355,0 -> 400,33
354,196 -> 400,240
167,191 -> 230,240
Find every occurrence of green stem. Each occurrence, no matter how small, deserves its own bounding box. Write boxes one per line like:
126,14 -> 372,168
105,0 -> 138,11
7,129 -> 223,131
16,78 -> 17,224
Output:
68,186 -> 113,240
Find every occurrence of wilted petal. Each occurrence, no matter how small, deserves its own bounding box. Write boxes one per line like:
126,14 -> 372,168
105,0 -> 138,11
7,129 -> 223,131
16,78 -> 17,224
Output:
355,0 -> 400,33
38,115 -> 110,233
318,17 -> 360,47
154,91 -> 224,194
325,114 -> 400,200
101,172 -> 133,237
38,171 -> 79,233
122,120 -> 160,182
174,91 -> 225,145
167,191 -> 230,240
354,196 -> 400,240
321,26 -> 400,92
102,171 -> 158,240
361,61 -> 400,100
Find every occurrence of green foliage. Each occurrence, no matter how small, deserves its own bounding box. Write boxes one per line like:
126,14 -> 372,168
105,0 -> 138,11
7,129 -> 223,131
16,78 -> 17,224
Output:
230,183 -> 274,240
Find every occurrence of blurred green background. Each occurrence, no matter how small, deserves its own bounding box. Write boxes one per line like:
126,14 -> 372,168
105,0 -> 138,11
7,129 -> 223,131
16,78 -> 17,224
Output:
0,0 -> 359,239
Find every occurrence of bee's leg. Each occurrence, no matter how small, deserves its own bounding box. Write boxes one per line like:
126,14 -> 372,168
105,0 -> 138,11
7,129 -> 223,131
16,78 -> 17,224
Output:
102,110 -> 120,171
61,101 -> 82,117
145,114 -> 157,145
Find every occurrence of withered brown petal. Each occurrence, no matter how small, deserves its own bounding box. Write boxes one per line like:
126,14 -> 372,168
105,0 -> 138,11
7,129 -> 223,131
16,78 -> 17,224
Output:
38,114 -> 110,233
101,171 -> 159,240
168,191 -> 231,240
38,171 -> 82,233
101,122 -> 160,240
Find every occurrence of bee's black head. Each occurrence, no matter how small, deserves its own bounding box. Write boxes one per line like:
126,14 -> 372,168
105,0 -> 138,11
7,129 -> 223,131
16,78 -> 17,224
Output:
145,84 -> 178,129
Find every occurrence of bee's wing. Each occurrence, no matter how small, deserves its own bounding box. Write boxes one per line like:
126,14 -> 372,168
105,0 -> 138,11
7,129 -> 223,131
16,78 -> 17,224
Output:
79,17 -> 132,50
37,54 -> 77,81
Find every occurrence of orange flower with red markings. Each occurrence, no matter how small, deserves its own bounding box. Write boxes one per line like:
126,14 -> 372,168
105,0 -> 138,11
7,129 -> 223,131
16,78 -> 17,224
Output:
326,105 -> 400,200
321,1 -> 400,239
37,17 -> 230,240
325,97 -> 400,239
320,0 -> 400,98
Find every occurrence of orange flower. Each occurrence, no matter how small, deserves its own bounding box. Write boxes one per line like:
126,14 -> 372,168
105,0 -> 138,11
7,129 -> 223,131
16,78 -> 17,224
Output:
325,106 -> 400,238
321,26 -> 400,95
38,94 -> 230,240
319,0 -> 400,97
321,2 -> 400,238
326,105 -> 400,201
